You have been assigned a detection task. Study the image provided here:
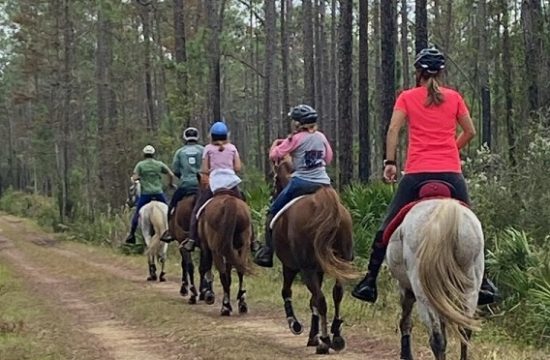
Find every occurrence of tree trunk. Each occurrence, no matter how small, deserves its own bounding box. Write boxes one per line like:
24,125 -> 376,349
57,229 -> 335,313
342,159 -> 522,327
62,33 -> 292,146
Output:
521,0 -> 544,112
281,0 -> 290,130
400,0 -> 410,89
502,0 -> 516,165
207,0 -> 222,121
478,0 -> 491,148
381,0 -> 397,160
328,0 -> 338,149
415,0 -> 428,54
263,0 -> 276,178
303,0 -> 315,106
138,2 -> 156,132
358,0 -> 370,182
174,0 -> 188,116
338,0 -> 353,187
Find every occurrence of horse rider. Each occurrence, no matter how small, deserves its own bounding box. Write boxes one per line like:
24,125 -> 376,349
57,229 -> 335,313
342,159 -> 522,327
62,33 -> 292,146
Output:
254,104 -> 334,268
125,145 -> 177,244
160,127 -> 204,242
181,121 -> 246,252
351,47 -> 498,305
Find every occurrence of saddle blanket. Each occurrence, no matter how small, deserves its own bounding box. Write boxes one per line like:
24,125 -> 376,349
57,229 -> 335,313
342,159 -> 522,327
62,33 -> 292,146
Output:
209,168 -> 242,193
382,182 -> 468,246
269,195 -> 308,229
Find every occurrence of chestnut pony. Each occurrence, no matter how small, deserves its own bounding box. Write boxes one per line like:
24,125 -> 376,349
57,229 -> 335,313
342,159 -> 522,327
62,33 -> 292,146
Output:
271,157 -> 356,355
196,173 -> 253,316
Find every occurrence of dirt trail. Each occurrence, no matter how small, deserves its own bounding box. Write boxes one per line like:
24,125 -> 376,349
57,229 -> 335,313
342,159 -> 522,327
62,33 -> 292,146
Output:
0,215 -> 426,360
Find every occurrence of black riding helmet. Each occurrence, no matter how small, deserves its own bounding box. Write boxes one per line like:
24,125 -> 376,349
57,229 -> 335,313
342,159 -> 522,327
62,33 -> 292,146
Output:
289,104 -> 318,124
414,47 -> 445,74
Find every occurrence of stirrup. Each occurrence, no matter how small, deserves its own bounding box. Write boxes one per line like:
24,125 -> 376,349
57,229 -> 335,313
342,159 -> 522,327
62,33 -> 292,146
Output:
181,238 -> 196,252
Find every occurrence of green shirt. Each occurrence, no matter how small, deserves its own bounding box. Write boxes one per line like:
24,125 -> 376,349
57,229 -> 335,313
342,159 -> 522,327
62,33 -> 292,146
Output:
133,159 -> 170,195
172,144 -> 204,189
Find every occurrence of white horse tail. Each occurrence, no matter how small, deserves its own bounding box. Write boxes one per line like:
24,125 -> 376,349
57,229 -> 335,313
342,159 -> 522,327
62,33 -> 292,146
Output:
145,202 -> 168,258
417,199 -> 481,339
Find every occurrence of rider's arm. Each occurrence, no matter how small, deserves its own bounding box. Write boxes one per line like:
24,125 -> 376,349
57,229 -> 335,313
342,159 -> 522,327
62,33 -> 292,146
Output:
269,134 -> 301,161
456,113 -> 476,150
200,153 -> 210,174
233,151 -> 242,173
322,133 -> 334,165
386,109 -> 407,161
171,150 -> 182,178
131,163 -> 140,182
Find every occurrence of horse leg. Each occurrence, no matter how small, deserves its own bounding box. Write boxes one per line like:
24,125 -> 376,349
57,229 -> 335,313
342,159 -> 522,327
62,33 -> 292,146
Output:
429,319 -> 447,360
220,263 -> 233,316
307,272 -> 323,347
199,247 -> 215,305
179,247 -> 189,296
330,280 -> 346,352
158,245 -> 167,282
282,266 -> 302,335
459,328 -> 472,360
303,270 -> 330,355
399,289 -> 416,360
237,271 -> 248,314
147,254 -> 157,281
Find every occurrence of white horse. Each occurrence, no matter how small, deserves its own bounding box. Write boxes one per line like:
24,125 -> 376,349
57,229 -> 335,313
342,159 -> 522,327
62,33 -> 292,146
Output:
140,200 -> 169,282
386,198 -> 484,360
129,180 -> 169,282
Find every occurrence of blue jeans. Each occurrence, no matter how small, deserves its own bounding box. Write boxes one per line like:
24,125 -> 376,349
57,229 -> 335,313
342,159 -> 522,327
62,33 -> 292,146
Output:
130,193 -> 167,234
270,177 -> 326,215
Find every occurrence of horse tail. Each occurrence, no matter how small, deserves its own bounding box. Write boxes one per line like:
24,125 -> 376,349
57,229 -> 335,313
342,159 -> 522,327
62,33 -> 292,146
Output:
417,199 -> 481,338
311,187 -> 358,283
215,197 -> 251,275
145,202 -> 168,258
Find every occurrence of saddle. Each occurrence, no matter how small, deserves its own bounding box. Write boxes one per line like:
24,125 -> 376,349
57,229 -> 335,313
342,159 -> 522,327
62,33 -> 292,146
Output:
381,181 -> 468,246
196,189 -> 243,220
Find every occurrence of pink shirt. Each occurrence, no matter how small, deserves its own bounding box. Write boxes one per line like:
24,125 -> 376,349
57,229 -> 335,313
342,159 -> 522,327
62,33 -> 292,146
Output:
269,131 -> 333,164
203,143 -> 239,171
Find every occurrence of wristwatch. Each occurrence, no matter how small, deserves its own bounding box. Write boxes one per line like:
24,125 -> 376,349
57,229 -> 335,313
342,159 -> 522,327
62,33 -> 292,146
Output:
383,159 -> 396,166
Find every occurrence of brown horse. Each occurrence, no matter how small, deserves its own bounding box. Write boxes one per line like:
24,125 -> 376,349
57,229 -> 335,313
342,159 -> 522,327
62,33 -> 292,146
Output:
272,157 -> 356,355
168,194 -> 201,303
197,174 -> 253,316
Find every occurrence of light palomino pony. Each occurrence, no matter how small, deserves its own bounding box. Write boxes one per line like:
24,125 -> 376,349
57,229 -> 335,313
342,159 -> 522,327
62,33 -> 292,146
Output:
140,200 -> 169,282
386,198 -> 483,360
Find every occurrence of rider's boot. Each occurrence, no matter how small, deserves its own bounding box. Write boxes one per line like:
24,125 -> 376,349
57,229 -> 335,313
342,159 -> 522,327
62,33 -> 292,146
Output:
478,275 -> 499,305
352,231 -> 386,303
253,214 -> 274,268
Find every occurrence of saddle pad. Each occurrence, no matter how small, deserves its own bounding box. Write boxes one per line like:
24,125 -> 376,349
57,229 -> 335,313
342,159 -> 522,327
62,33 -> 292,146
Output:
196,198 -> 215,220
382,197 -> 469,246
269,195 -> 308,229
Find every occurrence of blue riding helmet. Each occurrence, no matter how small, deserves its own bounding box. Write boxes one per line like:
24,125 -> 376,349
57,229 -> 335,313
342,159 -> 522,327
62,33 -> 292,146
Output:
210,121 -> 228,136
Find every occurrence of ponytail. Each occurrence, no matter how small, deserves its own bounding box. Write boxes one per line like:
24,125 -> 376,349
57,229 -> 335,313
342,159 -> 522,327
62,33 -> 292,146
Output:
425,76 -> 444,106
212,140 -> 227,151
287,123 -> 318,141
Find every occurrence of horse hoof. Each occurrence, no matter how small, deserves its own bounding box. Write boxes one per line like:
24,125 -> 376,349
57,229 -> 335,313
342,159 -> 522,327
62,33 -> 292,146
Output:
147,276 -> 157,282
221,308 -> 231,316
204,291 -> 215,305
188,296 -> 197,305
316,342 -> 330,355
288,320 -> 303,335
180,285 -> 188,297
307,336 -> 319,347
238,302 -> 248,314
199,291 -> 205,301
190,286 -> 198,297
159,273 -> 166,282
331,336 -> 346,352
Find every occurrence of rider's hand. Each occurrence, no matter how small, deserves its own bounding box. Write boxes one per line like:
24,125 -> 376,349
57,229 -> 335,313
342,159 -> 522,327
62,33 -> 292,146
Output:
383,165 -> 397,183
170,183 -> 177,190
272,139 -> 284,147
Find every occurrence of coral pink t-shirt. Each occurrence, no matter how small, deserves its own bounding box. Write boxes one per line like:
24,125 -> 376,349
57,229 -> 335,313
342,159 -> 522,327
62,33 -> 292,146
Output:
394,86 -> 469,174
203,143 -> 239,171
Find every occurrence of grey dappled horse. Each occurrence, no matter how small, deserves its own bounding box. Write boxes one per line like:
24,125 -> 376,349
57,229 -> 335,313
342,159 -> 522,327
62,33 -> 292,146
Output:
386,199 -> 483,360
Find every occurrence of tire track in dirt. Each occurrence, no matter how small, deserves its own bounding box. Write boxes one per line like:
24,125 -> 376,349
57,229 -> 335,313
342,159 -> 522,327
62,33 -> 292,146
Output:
0,215 -> 431,359
0,234 -> 190,360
